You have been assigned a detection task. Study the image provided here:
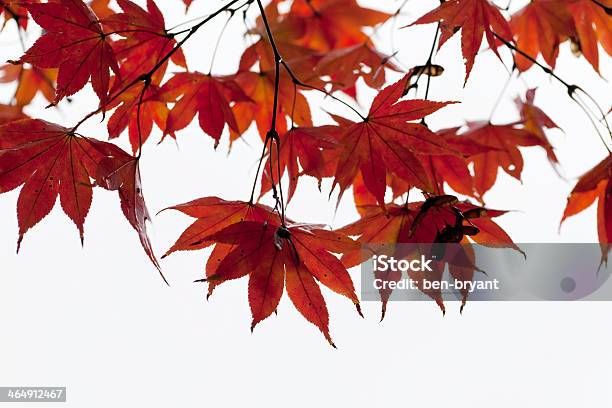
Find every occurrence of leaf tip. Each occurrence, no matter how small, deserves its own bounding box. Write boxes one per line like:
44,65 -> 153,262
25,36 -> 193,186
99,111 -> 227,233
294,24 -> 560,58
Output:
355,302 -> 364,318
16,234 -> 23,253
380,304 -> 387,322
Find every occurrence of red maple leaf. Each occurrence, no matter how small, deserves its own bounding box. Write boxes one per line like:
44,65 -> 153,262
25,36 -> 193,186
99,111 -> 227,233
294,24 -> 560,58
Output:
561,155 -> 612,263
515,88 -> 559,164
163,196 -> 361,345
102,0 -> 186,88
0,119 -> 125,248
411,0 -> 513,82
510,0 -> 573,71
328,74 -> 456,206
17,0 -> 119,106
204,219 -> 360,346
567,0 -> 612,73
158,73 -> 251,147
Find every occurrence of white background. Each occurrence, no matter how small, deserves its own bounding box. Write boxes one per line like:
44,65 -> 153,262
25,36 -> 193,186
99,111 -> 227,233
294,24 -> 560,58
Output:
1,0 -> 611,406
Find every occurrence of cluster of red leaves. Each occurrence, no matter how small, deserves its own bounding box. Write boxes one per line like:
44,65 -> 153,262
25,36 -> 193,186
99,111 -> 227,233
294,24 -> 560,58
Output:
511,0 -> 612,73
0,0 -> 189,277
411,0 -> 612,80
162,197 -> 360,346
0,0 -> 609,344
340,190 -> 519,317
16,0 -> 119,106
410,0 -> 513,82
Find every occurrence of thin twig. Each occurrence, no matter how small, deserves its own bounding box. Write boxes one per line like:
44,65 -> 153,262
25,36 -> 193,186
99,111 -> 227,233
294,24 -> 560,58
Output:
135,79 -> 149,159
414,23 -> 440,127
255,0 -> 286,224
494,32 -> 612,153
208,9 -> 236,75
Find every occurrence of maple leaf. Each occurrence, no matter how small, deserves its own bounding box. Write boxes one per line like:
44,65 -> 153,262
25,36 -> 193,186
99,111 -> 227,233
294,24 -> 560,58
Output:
203,219 -> 361,345
0,119 -> 125,248
315,42 -> 399,97
561,155 -> 612,263
163,196 -> 361,344
510,0 -> 573,71
259,126 -> 337,202
461,122 -> 550,198
515,88 -> 559,164
566,0 -> 612,73
411,0 -> 513,82
328,74 -> 456,207
0,64 -> 56,106
339,196 -> 517,317
289,0 -> 391,51
103,0 -> 186,88
106,81 -> 171,154
17,0 -> 119,106
158,73 -> 250,147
